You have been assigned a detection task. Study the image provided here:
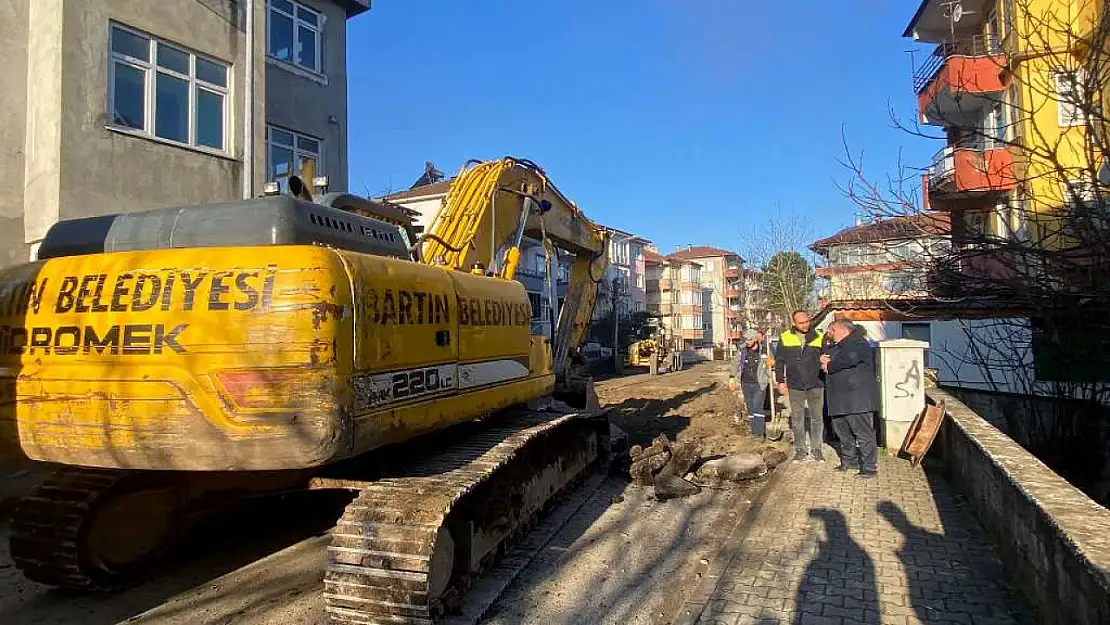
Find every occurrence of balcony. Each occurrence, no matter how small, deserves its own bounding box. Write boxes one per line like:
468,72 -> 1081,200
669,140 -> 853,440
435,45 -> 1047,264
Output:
726,308 -> 740,319
659,277 -> 673,290
680,304 -> 700,315
681,328 -> 704,340
925,143 -> 1016,206
928,247 -> 1023,297
727,330 -> 743,341
679,281 -> 701,292
914,35 -> 1005,126
726,287 -> 742,299
724,267 -> 740,279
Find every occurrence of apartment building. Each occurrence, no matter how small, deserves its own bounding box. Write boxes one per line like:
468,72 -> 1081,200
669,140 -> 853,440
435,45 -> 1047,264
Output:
901,0 -> 1110,392
738,268 -> 778,332
2,0 -> 367,267
811,214 -> 951,301
668,246 -> 744,350
908,0 -> 1102,253
644,251 -> 704,353
810,212 -> 1045,393
599,228 -> 650,314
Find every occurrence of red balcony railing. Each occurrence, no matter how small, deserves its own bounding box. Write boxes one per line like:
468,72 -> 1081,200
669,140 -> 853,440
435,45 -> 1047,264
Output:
925,142 -> 1016,204
914,35 -> 1001,92
915,35 -> 1006,123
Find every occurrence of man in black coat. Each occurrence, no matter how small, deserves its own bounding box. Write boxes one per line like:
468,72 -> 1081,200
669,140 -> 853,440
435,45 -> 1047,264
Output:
819,320 -> 879,479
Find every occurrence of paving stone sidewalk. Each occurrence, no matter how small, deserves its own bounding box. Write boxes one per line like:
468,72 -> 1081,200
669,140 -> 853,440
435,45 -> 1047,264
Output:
686,446 -> 1037,625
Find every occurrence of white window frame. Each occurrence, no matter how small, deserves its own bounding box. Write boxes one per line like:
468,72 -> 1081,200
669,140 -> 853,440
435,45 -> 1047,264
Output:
1055,69 -> 1085,127
266,124 -> 323,188
1006,85 -> 1021,144
1064,179 -> 1097,211
108,22 -> 230,154
267,0 -> 324,75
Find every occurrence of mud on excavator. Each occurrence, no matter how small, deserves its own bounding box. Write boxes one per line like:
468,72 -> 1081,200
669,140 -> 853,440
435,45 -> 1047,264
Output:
0,157 -> 611,624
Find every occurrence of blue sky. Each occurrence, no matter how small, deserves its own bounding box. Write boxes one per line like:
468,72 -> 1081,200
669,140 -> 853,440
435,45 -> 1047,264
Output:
346,0 -> 937,260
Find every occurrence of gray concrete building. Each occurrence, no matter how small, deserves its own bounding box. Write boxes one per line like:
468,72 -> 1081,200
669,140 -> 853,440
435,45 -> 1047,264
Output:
2,0 -> 368,267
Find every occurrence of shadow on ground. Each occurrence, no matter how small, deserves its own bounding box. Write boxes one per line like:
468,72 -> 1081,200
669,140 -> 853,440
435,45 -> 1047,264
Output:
605,383 -> 716,446
0,489 -> 352,625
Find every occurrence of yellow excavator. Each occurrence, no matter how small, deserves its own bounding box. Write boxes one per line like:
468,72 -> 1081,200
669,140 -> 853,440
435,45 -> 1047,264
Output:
0,157 -> 610,623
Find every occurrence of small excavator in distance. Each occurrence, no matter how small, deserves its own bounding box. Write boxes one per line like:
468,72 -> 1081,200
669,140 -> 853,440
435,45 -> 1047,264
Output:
0,157 -> 610,624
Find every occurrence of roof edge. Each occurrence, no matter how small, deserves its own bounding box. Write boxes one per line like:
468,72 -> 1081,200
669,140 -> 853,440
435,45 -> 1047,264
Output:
902,0 -> 931,38
335,0 -> 372,18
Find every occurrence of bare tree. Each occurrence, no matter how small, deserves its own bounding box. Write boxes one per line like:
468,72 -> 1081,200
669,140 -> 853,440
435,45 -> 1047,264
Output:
838,0 -> 1110,407
740,208 -> 821,331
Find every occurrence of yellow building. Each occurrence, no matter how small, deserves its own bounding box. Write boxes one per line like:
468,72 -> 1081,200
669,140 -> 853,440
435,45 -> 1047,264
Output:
906,0 -> 1105,251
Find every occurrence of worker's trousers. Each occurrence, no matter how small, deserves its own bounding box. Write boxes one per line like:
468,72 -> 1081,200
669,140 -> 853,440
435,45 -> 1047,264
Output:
741,381 -> 765,418
788,388 -> 824,456
831,411 -> 878,473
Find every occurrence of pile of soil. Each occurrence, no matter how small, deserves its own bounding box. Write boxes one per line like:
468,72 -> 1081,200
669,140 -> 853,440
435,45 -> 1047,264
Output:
597,363 -> 784,460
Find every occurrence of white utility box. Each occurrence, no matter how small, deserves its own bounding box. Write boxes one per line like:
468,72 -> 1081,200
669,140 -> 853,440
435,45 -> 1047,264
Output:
876,339 -> 929,454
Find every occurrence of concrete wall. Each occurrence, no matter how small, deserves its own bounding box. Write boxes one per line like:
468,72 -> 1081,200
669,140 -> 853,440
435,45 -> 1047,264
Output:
944,386 -> 1110,506
51,0 -> 262,228
850,318 -> 1034,394
1,0 -> 30,266
264,0 -> 349,193
928,388 -> 1110,625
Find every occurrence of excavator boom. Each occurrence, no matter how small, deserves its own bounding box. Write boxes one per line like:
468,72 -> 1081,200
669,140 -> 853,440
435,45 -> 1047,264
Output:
419,158 -> 610,376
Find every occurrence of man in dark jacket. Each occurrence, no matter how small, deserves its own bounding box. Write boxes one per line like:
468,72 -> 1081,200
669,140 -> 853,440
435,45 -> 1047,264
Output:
775,310 -> 825,462
819,320 -> 879,478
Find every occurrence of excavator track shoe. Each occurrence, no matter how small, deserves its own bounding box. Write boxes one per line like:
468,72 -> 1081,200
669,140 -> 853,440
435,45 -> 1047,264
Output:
9,467 -> 179,590
323,410 -> 603,624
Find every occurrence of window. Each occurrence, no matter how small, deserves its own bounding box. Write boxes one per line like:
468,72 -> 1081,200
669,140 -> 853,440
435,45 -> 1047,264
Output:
109,24 -> 229,152
1007,85 -> 1021,143
268,0 -> 322,73
1055,69 -> 1085,127
901,322 -> 932,367
985,102 -> 1005,147
883,271 -> 924,294
266,125 -> 322,191
1000,189 -> 1029,241
1064,179 -> 1096,210
528,293 -> 542,320
987,9 -> 1000,52
701,260 -> 714,273
681,315 -> 703,330
1003,0 -> 1014,41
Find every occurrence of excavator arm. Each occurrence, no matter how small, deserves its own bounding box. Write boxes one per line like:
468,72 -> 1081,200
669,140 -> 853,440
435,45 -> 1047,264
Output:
418,158 -> 610,377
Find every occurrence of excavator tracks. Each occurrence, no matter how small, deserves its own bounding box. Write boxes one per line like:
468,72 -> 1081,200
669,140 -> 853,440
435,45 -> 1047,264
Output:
320,409 -> 605,625
8,467 -> 169,589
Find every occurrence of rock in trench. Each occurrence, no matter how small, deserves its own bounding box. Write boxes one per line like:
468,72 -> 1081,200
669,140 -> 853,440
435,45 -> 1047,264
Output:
653,472 -> 701,501
695,453 -> 768,484
762,448 -> 789,469
660,439 -> 703,478
630,449 -> 670,485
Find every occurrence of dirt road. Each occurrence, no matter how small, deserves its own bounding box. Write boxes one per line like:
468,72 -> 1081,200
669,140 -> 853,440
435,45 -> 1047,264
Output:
0,362 -> 776,625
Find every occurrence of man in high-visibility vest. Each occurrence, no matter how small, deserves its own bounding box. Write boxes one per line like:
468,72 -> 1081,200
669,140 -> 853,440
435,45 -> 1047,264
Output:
774,310 -> 826,462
